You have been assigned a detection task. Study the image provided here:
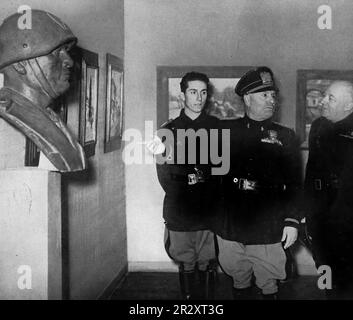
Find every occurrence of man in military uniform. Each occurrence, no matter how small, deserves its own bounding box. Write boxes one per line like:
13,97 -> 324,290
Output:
0,10 -> 86,172
155,72 -> 219,300
211,67 -> 302,300
304,81 -> 353,299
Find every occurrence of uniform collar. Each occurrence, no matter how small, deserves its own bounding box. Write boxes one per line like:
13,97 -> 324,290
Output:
243,114 -> 272,130
334,112 -> 353,134
179,108 -> 208,124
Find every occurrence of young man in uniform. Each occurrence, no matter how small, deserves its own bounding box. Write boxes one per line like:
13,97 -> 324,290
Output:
212,67 -> 302,300
155,72 -> 219,300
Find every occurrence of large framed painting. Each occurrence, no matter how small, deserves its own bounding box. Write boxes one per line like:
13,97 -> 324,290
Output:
297,69 -> 353,149
156,66 -> 253,127
104,53 -> 124,153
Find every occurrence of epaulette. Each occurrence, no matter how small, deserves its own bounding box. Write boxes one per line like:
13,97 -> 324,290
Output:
160,118 -> 174,129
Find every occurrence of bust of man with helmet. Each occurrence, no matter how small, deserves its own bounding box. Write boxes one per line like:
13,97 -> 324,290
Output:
0,9 -> 87,172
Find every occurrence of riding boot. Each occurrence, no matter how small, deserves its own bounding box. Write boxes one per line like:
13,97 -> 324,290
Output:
179,266 -> 196,300
262,292 -> 279,300
198,267 -> 217,300
232,287 -> 253,300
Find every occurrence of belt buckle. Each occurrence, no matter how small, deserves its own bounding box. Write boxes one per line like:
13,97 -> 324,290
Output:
314,179 -> 322,191
188,174 -> 197,185
239,178 -> 256,191
194,168 -> 205,183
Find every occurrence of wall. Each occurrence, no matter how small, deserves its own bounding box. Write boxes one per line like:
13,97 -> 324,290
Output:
0,0 -> 126,299
125,0 -> 353,270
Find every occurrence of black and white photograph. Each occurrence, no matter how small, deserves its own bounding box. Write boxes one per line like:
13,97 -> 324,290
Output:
1,0 -> 353,308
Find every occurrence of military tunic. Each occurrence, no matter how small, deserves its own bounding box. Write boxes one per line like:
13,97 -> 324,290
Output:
304,114 -> 353,288
156,109 -> 220,232
211,116 -> 302,245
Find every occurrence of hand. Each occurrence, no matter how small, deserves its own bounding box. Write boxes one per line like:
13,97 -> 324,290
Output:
281,226 -> 298,249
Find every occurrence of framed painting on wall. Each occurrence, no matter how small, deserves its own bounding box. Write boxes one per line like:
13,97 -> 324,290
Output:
296,69 -> 353,149
104,53 -> 124,153
156,66 -> 253,127
73,47 -> 99,158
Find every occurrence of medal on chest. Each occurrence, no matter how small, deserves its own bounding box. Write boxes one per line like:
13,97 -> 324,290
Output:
261,129 -> 283,146
339,131 -> 353,140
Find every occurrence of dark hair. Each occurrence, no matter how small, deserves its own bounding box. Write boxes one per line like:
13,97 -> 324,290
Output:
180,72 -> 210,93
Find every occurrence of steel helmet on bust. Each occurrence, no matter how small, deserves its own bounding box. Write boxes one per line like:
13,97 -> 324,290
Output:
0,9 -> 77,70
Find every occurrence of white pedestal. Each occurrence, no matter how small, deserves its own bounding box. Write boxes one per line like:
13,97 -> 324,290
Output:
0,168 -> 62,299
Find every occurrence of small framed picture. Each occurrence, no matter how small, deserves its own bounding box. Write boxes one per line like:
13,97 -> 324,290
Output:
104,53 -> 124,153
68,46 -> 99,158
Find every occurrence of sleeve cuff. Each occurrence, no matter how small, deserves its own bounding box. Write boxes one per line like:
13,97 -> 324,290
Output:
284,218 -> 300,228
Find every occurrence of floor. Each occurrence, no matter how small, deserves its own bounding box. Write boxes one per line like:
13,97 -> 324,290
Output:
111,272 -> 327,300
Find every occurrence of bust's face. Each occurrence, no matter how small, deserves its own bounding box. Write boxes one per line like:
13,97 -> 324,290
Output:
35,42 -> 74,96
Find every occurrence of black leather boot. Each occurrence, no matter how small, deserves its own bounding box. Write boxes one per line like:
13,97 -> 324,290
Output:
262,292 -> 279,300
232,287 -> 253,300
179,266 -> 196,300
198,267 -> 217,300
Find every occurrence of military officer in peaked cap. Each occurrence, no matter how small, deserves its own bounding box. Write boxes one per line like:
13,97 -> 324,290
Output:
211,67 -> 302,299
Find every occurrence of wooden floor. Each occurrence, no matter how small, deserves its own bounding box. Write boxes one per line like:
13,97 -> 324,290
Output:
111,272 -> 327,300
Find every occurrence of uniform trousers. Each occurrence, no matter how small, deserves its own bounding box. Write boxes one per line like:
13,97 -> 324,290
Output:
164,228 -> 216,272
217,236 -> 286,295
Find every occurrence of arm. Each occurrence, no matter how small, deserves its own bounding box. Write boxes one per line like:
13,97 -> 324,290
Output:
281,129 -> 303,248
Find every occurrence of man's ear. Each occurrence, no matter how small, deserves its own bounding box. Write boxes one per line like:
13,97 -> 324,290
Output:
243,94 -> 251,107
344,101 -> 353,112
179,92 -> 185,102
12,61 -> 27,75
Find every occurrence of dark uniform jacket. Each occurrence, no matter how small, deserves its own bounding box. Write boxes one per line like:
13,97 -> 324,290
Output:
156,110 -> 220,232
304,115 -> 353,267
210,116 -> 302,245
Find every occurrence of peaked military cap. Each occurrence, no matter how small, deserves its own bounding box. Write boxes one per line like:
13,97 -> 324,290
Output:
235,66 -> 278,96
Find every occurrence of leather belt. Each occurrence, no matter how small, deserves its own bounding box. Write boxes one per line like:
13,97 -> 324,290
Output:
170,168 -> 210,185
232,177 -> 286,192
313,178 -> 339,191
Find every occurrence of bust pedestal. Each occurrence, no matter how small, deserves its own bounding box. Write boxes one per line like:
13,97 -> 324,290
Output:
0,168 -> 62,299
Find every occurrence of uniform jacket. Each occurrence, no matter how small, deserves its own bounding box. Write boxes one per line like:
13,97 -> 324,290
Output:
156,109 -> 220,232
210,116 -> 302,245
304,115 -> 353,235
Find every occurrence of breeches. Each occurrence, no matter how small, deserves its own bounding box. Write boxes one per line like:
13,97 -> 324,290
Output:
217,236 -> 286,294
164,228 -> 216,272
